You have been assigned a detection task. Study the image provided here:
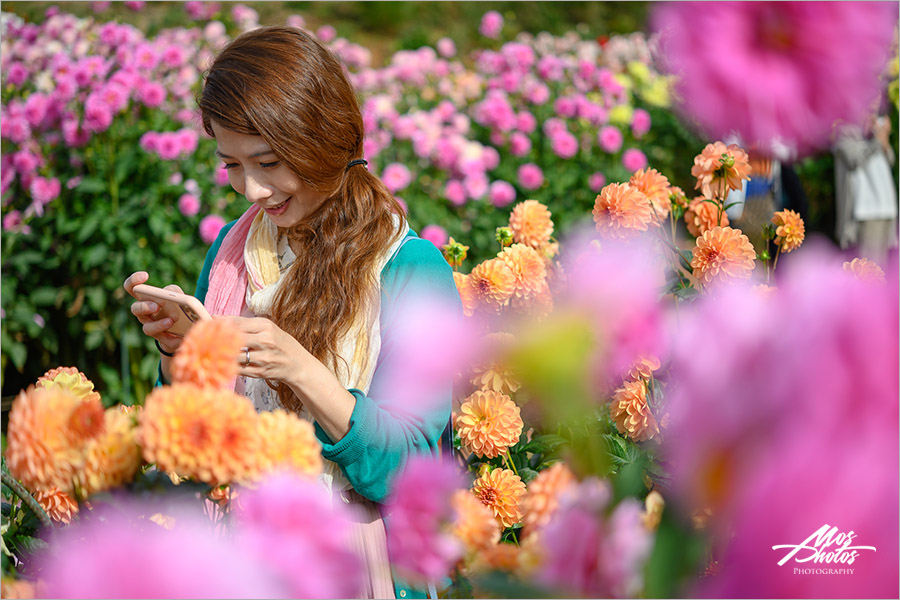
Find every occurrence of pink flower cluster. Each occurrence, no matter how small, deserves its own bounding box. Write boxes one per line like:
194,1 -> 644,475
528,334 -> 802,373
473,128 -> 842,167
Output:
666,246 -> 899,598
140,129 -> 199,161
386,457 -> 464,583
537,479 -> 653,598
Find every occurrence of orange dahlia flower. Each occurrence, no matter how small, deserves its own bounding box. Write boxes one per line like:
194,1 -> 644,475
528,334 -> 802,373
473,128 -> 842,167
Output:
469,258 -> 516,311
498,243 -> 548,301
36,366 -> 101,405
471,333 -> 520,395
610,379 -> 660,442
628,355 -> 661,381
771,209 -> 805,253
630,168 -> 672,221
520,462 -> 577,537
77,409 -> 142,497
472,543 -> 521,573
684,197 -> 728,237
171,318 -> 244,390
5,387 -> 95,494
472,468 -> 526,528
451,488 -> 501,554
0,578 -> 39,600
509,200 -> 554,249
691,226 -> 756,287
140,384 -> 260,485
456,390 -> 523,458
843,257 -> 886,283
592,183 -> 654,239
751,284 -> 778,299
691,141 -> 752,198
33,487 -> 79,524
254,410 -> 323,480
453,271 -> 479,317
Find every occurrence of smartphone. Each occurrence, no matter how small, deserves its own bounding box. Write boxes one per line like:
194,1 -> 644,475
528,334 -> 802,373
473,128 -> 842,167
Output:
132,283 -> 212,337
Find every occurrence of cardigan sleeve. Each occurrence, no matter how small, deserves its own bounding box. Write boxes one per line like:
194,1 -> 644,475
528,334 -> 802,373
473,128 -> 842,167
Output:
313,236 -> 461,503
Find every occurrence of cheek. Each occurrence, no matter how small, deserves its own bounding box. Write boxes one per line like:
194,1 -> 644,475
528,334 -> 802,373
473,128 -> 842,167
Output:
228,170 -> 244,195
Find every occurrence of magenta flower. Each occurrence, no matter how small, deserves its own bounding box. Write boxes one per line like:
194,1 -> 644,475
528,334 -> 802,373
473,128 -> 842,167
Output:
420,224 -> 449,248
234,473 -> 363,599
3,211 -> 23,231
509,132 -> 532,157
317,25 -> 337,43
386,456 -> 464,584
41,500 -> 288,599
139,81 -> 166,108
178,193 -> 201,217
588,172 -> 607,193
524,81 -> 551,105
382,163 -> 413,194
554,96 -> 578,119
516,111 -> 537,134
666,248 -> 899,598
23,92 -> 49,128
436,37 -> 456,58
489,180 -> 517,208
652,2 -> 897,156
464,173 -> 489,200
29,176 -> 61,214
140,131 -> 161,153
12,150 -> 41,174
517,163 -> 544,190
124,1 -> 146,11
394,196 -> 408,214
551,130 -> 579,159
7,63 -> 28,87
444,179 -> 466,206
598,125 -> 623,153
177,128 -> 199,155
479,10 -> 504,39
621,148 -> 647,172
83,91 -> 113,133
537,479 -> 652,598
631,108 -> 651,138
199,214 -> 226,244
92,1 -> 111,12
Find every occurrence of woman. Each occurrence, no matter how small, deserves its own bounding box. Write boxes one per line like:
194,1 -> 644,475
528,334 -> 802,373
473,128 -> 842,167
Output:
124,26 -> 459,599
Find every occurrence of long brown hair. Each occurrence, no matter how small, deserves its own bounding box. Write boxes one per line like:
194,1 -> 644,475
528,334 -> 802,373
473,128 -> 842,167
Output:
198,26 -> 404,410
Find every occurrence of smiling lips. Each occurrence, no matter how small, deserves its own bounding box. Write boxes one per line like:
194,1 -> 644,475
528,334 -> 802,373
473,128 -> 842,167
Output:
263,197 -> 291,215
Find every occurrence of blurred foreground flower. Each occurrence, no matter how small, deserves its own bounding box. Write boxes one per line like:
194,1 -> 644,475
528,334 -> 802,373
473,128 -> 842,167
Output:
653,2 -> 898,156
843,256 -> 886,282
520,462 -> 577,538
171,318 -> 243,389
386,457 -> 463,584
255,410 -> 323,479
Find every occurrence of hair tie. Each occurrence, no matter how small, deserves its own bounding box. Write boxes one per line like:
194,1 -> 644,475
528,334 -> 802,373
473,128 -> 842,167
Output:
346,158 -> 368,171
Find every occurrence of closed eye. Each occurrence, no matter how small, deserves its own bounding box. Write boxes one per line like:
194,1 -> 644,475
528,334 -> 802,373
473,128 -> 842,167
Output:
260,161 -> 280,169
222,162 -> 239,170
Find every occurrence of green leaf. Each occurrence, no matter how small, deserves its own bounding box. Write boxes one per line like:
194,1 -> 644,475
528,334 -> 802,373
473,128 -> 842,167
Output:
3,342 -> 26,371
83,245 -> 108,268
29,287 -> 58,307
677,249 -> 693,272
76,213 -> 104,244
673,286 -> 700,301
76,177 -> 107,195
517,467 -> 539,484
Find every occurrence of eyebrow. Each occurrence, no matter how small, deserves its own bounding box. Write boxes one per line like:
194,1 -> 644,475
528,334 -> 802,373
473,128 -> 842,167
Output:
215,149 -> 277,159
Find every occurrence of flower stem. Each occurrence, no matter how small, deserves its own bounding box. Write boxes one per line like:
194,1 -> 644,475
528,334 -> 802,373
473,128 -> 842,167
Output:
772,244 -> 783,277
503,453 -> 519,477
1,470 -> 52,530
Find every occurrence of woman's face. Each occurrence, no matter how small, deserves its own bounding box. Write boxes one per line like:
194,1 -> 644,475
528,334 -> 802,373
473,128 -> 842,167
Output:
212,121 -> 327,228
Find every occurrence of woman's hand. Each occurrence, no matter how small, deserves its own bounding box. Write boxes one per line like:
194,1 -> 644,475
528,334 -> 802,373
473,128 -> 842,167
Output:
123,271 -> 184,355
225,316 -> 309,386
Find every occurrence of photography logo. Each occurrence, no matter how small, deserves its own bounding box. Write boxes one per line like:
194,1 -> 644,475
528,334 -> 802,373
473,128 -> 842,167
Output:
772,524 -> 876,575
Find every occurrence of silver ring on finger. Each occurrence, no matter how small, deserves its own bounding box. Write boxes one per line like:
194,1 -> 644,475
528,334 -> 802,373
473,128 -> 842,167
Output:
244,347 -> 251,367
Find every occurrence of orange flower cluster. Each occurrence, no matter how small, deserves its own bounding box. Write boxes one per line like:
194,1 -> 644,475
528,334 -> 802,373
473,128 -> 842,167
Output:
592,183 -> 654,239
469,258 -> 517,312
453,271 -> 479,317
509,200 -> 554,250
843,257 -> 886,283
684,197 -> 728,237
691,141 -> 752,199
451,488 -> 501,555
628,356 -> 661,381
520,462 -> 576,537
609,379 -> 661,442
456,390 -> 523,458
256,410 -> 324,478
771,209 -> 805,253
472,467 -> 526,528
171,318 -> 244,389
33,488 -> 79,524
470,332 -> 520,394
691,226 -> 757,287
630,168 -> 672,221
498,244 -> 548,301
5,370 -> 140,499
642,490 -> 665,532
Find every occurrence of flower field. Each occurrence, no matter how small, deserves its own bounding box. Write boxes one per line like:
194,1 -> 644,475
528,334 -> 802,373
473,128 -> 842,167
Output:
1,2 -> 899,599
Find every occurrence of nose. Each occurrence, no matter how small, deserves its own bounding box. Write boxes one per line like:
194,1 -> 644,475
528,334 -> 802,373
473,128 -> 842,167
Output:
243,173 -> 273,204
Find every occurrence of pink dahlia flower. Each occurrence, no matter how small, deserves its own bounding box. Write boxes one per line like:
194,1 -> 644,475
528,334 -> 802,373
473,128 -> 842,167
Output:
517,163 -> 544,190
622,148 -> 648,172
421,224 -> 449,248
178,193 -> 200,217
199,214 -> 226,244
479,11 -> 504,39
598,125 -> 623,153
489,180 -> 517,208
652,1 -> 898,156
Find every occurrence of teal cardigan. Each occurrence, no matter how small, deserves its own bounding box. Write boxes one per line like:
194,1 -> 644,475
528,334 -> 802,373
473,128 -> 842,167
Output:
192,220 -> 459,599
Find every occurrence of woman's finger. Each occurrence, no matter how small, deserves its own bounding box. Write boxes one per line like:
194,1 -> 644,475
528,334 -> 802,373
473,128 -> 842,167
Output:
123,271 -> 149,297
142,318 -> 175,338
130,300 -> 160,318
